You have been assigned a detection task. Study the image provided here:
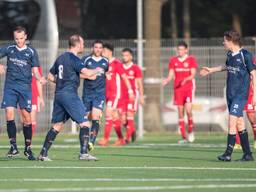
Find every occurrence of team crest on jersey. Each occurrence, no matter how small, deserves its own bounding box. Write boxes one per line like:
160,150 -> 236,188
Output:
129,70 -> 134,75
183,62 -> 189,68
25,53 -> 30,57
88,62 -> 92,65
102,63 -> 107,66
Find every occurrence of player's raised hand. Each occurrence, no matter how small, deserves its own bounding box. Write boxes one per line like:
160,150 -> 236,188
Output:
200,67 -> 211,77
0,64 -> 6,75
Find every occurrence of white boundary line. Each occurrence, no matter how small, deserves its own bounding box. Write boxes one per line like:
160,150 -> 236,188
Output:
1,184 -> 256,192
0,166 -> 255,171
0,178 -> 256,182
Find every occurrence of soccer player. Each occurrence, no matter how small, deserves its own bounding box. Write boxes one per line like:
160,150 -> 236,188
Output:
81,40 -> 109,150
98,43 -> 134,146
121,48 -> 144,143
38,35 -> 102,161
0,26 -> 46,160
162,41 -> 198,143
200,30 -> 255,161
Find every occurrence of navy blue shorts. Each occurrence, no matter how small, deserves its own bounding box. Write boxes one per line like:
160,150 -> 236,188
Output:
82,93 -> 105,113
51,93 -> 88,124
227,98 -> 247,117
1,87 -> 32,112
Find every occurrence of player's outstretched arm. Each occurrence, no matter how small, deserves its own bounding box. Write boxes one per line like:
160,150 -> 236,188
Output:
200,66 -> 226,77
162,69 -> 174,86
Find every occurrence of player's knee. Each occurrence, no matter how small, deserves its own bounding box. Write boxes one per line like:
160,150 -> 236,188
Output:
237,118 -> 245,131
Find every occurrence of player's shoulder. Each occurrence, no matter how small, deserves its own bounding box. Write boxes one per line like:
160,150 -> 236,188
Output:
26,44 -> 38,56
2,43 -> 15,51
187,55 -> 196,60
240,48 -> 252,57
81,54 -> 92,63
102,56 -> 109,63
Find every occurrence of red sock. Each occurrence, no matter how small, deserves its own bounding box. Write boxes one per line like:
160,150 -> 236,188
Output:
188,117 -> 194,133
113,119 -> 123,139
179,118 -> 186,139
32,122 -> 36,136
235,131 -> 240,144
103,118 -> 112,140
126,119 -> 135,142
252,123 -> 256,141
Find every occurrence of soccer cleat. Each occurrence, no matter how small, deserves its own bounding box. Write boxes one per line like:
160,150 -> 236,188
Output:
178,139 -> 188,144
79,153 -> 99,161
188,132 -> 195,143
234,144 -> 242,150
37,155 -> 52,161
98,138 -> 109,146
112,139 -> 126,146
88,142 -> 94,152
7,145 -> 19,158
217,152 -> 231,162
24,147 -> 36,160
239,153 -> 254,162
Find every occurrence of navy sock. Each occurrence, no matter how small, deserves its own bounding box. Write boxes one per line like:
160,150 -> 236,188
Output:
225,134 -> 236,156
40,128 -> 58,156
23,124 -> 32,148
7,120 -> 17,148
80,127 -> 90,154
239,129 -> 252,155
90,120 -> 100,144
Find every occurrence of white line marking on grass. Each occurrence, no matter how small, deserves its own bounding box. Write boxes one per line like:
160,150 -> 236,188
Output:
0,178 -> 256,182
0,166 -> 256,171
1,184 -> 256,192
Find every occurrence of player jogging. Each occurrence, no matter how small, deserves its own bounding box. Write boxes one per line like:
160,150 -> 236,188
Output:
98,43 -> 134,146
163,41 -> 198,143
81,40 -> 109,151
38,35 -> 101,161
0,26 -> 46,160
121,48 -> 144,143
200,30 -> 255,161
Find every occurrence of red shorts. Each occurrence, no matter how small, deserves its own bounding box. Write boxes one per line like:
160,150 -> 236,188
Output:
244,91 -> 254,112
106,97 -> 119,109
173,89 -> 194,106
119,92 -> 139,113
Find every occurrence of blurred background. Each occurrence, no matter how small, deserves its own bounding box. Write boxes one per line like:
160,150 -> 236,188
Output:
0,0 -> 256,137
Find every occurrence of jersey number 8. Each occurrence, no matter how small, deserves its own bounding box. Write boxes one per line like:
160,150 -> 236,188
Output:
58,65 -> 64,79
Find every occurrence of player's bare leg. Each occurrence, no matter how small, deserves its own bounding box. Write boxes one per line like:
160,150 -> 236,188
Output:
185,102 -> 195,142
31,109 -> 37,136
177,105 -> 187,143
246,112 -> 256,149
5,107 -> 19,157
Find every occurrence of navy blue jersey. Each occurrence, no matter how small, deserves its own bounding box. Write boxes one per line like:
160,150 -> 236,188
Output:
81,55 -> 108,94
50,52 -> 85,93
0,44 -> 39,87
226,49 -> 255,100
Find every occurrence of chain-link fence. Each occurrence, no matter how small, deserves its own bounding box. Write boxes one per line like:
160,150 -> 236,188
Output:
0,37 -> 255,134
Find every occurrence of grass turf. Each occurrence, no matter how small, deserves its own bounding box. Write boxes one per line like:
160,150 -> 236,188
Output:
0,132 -> 255,192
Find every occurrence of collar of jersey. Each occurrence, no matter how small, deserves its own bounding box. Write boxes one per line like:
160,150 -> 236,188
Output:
15,45 -> 27,51
231,48 -> 243,56
123,62 -> 133,69
177,54 -> 188,62
92,55 -> 103,62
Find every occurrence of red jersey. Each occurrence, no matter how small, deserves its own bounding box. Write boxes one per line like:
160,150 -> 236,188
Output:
169,55 -> 198,91
105,59 -> 125,99
121,63 -> 142,100
31,67 -> 42,104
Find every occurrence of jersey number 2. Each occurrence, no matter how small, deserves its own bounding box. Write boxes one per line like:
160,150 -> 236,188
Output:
58,65 -> 64,79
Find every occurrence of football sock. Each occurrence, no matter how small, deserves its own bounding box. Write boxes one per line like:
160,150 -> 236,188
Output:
113,119 -> 123,139
239,129 -> 252,155
126,118 -> 135,142
7,120 -> 17,149
188,117 -> 194,133
40,128 -> 59,156
90,120 -> 100,144
23,124 -> 32,148
80,126 -> 90,154
179,118 -> 186,139
235,129 -> 240,144
103,117 -> 112,141
225,134 -> 236,156
252,123 -> 256,141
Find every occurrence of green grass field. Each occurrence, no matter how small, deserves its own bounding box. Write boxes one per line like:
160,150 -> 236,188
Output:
0,132 -> 256,192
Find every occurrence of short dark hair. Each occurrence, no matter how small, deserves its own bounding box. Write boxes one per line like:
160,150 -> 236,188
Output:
68,34 -> 81,48
14,26 -> 27,34
177,41 -> 188,49
92,40 -> 103,47
224,30 -> 242,46
122,48 -> 133,56
103,43 -> 114,52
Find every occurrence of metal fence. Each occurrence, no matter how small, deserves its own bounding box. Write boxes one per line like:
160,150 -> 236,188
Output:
0,38 -> 255,134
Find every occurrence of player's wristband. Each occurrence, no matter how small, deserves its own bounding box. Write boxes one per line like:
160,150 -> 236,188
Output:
128,89 -> 133,94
